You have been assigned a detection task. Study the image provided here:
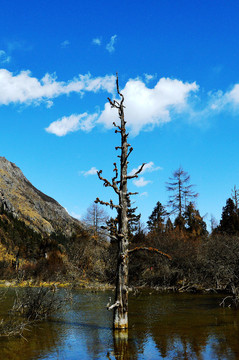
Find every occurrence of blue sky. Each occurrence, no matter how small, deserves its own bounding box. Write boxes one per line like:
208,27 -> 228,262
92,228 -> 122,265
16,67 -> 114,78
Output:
1,0 -> 239,229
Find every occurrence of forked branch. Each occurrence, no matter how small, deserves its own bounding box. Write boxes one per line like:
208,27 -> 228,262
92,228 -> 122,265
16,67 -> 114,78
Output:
97,170 -> 119,194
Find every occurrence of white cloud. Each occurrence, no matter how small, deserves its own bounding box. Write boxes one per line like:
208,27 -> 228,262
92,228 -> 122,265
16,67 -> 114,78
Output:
140,192 -> 148,197
45,113 -> 98,136
45,75 -> 198,137
46,100 -> 54,108
0,50 -> 11,64
144,73 -> 155,83
61,40 -> 70,48
133,177 -> 152,187
98,77 -> 198,135
226,84 -> 239,105
80,167 -> 98,176
106,35 -> 117,53
129,161 -> 162,176
207,82 -> 239,113
92,38 -> 101,46
0,70 -> 115,106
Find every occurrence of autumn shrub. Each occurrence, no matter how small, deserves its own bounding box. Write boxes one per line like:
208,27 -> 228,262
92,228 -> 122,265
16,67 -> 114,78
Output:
133,232 -> 239,291
0,260 -> 12,278
11,286 -> 71,321
67,229 -> 110,282
197,235 -> 239,289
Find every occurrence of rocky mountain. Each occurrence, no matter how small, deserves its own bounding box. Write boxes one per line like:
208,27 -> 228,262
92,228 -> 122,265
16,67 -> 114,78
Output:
0,157 -> 81,237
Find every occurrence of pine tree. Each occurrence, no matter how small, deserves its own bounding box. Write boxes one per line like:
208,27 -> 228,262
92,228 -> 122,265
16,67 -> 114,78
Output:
165,217 -> 174,233
174,214 -> 186,231
127,199 -> 141,239
218,198 -> 239,235
147,201 -> 167,233
184,202 -> 207,237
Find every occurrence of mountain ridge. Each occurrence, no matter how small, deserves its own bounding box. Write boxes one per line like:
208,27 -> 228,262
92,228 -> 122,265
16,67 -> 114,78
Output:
0,156 -> 81,237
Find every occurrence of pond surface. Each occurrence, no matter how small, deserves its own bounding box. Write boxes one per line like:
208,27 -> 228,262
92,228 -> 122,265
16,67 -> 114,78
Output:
0,289 -> 239,359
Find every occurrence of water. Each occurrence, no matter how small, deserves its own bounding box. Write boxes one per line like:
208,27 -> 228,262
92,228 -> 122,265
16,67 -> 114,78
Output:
0,289 -> 238,359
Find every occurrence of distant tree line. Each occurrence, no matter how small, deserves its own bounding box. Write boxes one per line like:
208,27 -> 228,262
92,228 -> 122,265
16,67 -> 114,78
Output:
1,170 -> 239,294
103,168 -> 239,293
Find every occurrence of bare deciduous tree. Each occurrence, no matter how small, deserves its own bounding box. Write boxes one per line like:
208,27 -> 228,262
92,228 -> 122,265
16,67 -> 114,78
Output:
231,185 -> 239,210
166,167 -> 198,217
83,202 -> 109,238
95,74 -> 145,329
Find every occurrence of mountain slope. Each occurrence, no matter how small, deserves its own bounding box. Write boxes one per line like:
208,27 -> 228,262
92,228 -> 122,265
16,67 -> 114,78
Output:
0,157 -> 81,236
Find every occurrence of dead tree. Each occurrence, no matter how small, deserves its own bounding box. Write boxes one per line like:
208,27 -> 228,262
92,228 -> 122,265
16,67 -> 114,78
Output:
96,74 -> 171,329
231,185 -> 239,210
166,167 -> 198,217
95,74 -> 145,329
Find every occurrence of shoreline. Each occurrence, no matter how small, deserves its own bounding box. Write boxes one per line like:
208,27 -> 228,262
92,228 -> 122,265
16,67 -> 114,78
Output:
0,279 -> 232,295
0,279 -> 114,290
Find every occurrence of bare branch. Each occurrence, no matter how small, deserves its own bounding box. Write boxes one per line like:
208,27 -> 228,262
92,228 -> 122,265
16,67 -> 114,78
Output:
127,147 -> 133,158
108,97 -> 119,109
97,170 -> 112,187
113,123 -> 122,131
95,197 -> 120,210
112,165 -> 119,194
107,300 -> 120,311
128,246 -> 172,260
101,225 -> 118,241
114,100 -> 121,107
127,192 -> 138,196
116,72 -> 124,99
97,170 -> 119,194
127,163 -> 146,180
112,162 -> 119,180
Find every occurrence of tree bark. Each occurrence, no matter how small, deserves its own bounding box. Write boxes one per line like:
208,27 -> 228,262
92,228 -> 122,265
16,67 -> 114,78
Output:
113,92 -> 129,329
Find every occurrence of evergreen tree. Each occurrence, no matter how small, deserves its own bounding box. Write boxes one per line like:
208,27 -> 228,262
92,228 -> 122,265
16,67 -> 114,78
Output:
147,201 -> 167,233
184,202 -> 207,237
218,198 -> 239,235
131,220 -> 146,245
165,217 -> 174,233
106,200 -> 141,241
174,214 -> 186,231
127,199 -> 141,239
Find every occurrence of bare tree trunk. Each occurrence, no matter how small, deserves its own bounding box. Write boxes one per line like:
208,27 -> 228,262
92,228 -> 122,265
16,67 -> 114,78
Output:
113,91 -> 129,329
95,74 -> 145,329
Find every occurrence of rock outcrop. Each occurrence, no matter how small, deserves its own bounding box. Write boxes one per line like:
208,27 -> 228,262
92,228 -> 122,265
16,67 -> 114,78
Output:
0,157 -> 81,237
